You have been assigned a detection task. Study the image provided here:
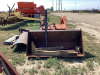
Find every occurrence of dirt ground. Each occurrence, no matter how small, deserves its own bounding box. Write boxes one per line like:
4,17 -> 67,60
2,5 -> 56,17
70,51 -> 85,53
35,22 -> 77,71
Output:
51,13 -> 100,43
1,13 -> 100,75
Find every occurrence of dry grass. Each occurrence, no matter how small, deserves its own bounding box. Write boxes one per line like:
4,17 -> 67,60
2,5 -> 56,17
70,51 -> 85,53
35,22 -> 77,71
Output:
0,14 -> 100,75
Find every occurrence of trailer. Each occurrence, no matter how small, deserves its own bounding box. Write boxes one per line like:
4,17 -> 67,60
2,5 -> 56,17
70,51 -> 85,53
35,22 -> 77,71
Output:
17,2 -> 45,16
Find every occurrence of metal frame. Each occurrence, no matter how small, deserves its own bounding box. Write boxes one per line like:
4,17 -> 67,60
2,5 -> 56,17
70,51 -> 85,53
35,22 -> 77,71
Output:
0,52 -> 19,75
40,16 -> 67,30
26,30 -> 85,57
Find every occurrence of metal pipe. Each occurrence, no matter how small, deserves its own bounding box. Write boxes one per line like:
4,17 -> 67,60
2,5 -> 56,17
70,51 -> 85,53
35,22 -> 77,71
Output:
7,4 -> 10,16
9,7 -> 10,16
0,58 -> 11,75
45,10 -> 47,47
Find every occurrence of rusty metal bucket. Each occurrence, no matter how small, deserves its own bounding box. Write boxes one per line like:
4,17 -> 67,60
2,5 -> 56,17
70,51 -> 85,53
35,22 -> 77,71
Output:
26,30 -> 84,57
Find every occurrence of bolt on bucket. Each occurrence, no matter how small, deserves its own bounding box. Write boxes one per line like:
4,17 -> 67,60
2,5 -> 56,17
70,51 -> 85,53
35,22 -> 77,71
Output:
26,30 -> 84,57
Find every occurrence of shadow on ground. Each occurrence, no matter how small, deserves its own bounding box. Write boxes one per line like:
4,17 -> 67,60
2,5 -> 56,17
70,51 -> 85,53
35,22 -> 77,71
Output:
13,45 -> 95,62
0,20 -> 37,31
28,51 -> 95,62
13,45 -> 26,53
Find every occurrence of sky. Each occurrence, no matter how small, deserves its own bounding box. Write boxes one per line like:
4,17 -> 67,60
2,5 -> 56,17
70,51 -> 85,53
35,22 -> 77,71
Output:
0,0 -> 100,11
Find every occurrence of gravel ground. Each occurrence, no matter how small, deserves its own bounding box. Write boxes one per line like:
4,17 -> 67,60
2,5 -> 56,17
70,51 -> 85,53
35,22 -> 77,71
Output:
51,13 -> 100,43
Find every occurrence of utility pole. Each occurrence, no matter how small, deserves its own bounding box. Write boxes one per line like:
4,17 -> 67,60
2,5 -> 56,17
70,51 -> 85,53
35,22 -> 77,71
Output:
52,0 -> 53,8
56,0 -> 62,11
59,0 -> 60,11
75,2 -> 76,10
61,0 -> 62,11
52,0 -> 54,11
56,0 -> 57,11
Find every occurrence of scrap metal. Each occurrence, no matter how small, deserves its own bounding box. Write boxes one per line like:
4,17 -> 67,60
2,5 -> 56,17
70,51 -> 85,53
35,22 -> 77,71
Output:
26,30 -> 84,57
0,52 -> 19,75
40,16 -> 67,30
11,32 -> 28,48
0,2 -> 45,26
10,10 -> 84,57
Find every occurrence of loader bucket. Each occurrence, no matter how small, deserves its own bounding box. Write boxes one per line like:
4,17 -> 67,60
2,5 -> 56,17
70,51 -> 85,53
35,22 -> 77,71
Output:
26,30 -> 84,57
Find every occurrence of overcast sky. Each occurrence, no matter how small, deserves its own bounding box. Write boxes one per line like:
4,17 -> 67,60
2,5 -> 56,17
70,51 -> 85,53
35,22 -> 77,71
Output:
0,0 -> 100,11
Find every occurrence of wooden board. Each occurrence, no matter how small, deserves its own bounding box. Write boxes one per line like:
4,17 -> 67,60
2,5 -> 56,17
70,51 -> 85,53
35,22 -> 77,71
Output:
31,41 -> 36,54
34,50 -> 78,56
35,46 -> 68,50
